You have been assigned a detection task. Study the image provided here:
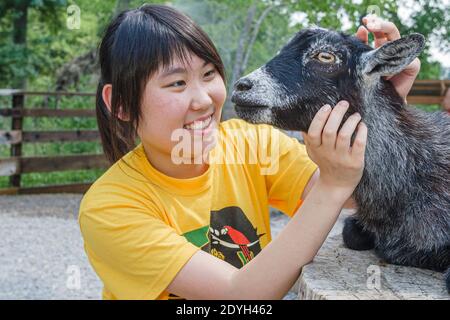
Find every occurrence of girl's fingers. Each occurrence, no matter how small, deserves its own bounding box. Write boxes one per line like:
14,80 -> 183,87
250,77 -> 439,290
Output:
351,122 -> 368,161
336,112 -> 362,154
362,16 -> 384,46
307,104 -> 332,147
374,36 -> 388,48
356,25 -> 369,45
363,16 -> 401,48
376,20 -> 401,41
321,100 -> 350,149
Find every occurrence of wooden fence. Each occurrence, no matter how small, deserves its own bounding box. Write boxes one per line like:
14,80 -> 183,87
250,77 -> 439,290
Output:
0,90 -> 109,195
0,80 -> 449,195
407,79 -> 450,105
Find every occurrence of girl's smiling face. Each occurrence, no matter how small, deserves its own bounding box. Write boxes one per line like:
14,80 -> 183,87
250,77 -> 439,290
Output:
137,52 -> 226,175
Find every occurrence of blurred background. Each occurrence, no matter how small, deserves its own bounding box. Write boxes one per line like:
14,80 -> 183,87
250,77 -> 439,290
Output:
0,0 -> 449,191
0,0 -> 449,300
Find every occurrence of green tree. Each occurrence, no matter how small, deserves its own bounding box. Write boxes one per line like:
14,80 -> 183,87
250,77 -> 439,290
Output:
0,0 -> 68,88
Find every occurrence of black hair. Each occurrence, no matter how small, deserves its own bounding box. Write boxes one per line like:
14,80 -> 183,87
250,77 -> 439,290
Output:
96,4 -> 226,164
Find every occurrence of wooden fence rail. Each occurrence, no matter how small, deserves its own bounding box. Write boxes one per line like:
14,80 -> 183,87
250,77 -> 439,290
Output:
0,108 -> 96,117
0,130 -> 100,144
0,81 -> 448,195
407,80 -> 450,105
0,90 -> 108,195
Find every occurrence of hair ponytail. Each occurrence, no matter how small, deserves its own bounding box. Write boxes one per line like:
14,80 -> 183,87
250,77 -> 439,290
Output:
96,81 -> 137,164
95,9 -> 139,165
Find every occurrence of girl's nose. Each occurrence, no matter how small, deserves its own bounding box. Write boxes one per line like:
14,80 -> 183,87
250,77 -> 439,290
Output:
190,87 -> 214,110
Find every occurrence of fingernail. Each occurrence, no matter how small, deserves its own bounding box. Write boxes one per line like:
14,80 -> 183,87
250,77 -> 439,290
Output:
321,104 -> 331,112
339,101 -> 349,108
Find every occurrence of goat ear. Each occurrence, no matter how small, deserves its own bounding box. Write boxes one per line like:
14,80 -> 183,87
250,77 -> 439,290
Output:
361,33 -> 425,77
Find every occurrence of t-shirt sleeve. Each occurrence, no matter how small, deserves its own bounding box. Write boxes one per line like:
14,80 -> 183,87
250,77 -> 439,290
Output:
78,191 -> 200,300
257,125 -> 318,217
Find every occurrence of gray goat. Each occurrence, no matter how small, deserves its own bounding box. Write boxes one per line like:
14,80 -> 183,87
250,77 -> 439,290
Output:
231,28 -> 450,293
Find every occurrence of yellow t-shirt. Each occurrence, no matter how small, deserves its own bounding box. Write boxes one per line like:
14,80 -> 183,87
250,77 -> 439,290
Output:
78,118 -> 317,300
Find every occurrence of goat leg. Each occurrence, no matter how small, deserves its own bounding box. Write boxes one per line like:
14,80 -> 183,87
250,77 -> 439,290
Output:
342,216 -> 376,250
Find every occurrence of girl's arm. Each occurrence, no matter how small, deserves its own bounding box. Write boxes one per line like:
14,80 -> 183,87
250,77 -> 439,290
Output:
167,100 -> 367,299
302,169 -> 357,209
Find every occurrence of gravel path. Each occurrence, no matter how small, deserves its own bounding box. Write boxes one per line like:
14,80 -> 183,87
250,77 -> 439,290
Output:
0,194 -> 296,300
0,195 -> 101,299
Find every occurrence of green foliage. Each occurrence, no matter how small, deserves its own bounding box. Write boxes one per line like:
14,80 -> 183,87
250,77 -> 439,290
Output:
1,0 -> 448,89
0,42 -> 30,85
0,0 -> 69,87
0,0 -> 448,188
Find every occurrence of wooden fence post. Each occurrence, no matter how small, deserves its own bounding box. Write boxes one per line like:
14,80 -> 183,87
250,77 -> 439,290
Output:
10,92 -> 24,188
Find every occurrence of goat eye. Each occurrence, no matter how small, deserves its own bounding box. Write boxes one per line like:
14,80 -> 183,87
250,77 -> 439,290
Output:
317,52 -> 336,63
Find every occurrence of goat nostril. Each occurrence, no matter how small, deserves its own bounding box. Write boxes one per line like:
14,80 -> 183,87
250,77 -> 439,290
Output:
235,78 -> 253,92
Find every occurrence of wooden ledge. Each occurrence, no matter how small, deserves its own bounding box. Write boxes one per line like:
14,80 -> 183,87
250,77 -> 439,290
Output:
296,213 -> 448,300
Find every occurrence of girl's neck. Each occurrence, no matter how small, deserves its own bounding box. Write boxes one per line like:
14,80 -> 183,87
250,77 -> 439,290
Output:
143,143 -> 210,179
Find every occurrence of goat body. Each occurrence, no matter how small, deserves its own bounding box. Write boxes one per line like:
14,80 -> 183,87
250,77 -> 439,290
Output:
348,81 -> 450,273
231,28 -> 450,293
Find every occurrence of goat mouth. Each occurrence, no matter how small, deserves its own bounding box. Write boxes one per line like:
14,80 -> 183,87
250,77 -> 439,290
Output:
231,94 -> 270,110
234,103 -> 269,110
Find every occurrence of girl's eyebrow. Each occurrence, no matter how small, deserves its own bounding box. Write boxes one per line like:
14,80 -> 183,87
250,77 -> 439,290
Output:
159,61 -> 210,78
160,67 -> 186,78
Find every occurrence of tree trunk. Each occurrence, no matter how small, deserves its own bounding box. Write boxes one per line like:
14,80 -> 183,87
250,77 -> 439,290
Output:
221,3 -> 257,121
241,5 -> 275,74
55,50 -> 98,91
222,3 -> 275,121
12,1 -> 30,89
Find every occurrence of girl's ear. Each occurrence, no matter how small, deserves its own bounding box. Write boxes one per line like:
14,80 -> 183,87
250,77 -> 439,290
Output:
102,84 -> 130,121
102,84 -> 113,113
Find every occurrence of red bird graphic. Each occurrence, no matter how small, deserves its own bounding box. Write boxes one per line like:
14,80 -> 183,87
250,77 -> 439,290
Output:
222,225 -> 253,262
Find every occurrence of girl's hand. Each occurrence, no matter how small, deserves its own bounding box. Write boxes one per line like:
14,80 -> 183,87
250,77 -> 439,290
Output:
356,15 -> 420,102
301,101 -> 367,199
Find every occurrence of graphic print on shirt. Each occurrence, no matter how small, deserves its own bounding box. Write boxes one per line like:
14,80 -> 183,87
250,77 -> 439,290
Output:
182,206 -> 265,268
207,206 -> 265,268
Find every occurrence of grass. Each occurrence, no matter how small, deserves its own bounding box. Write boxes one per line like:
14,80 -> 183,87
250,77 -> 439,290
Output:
21,168 -> 106,187
415,104 -> 442,112
0,169 -> 106,189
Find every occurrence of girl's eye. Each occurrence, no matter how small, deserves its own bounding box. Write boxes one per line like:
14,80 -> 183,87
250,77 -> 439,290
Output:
204,69 -> 216,78
169,80 -> 186,88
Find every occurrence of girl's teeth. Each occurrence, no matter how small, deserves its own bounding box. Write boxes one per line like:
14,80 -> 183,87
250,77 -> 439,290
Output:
184,115 -> 212,130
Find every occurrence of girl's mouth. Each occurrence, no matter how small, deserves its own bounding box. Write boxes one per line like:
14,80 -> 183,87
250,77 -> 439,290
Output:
183,113 -> 214,135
